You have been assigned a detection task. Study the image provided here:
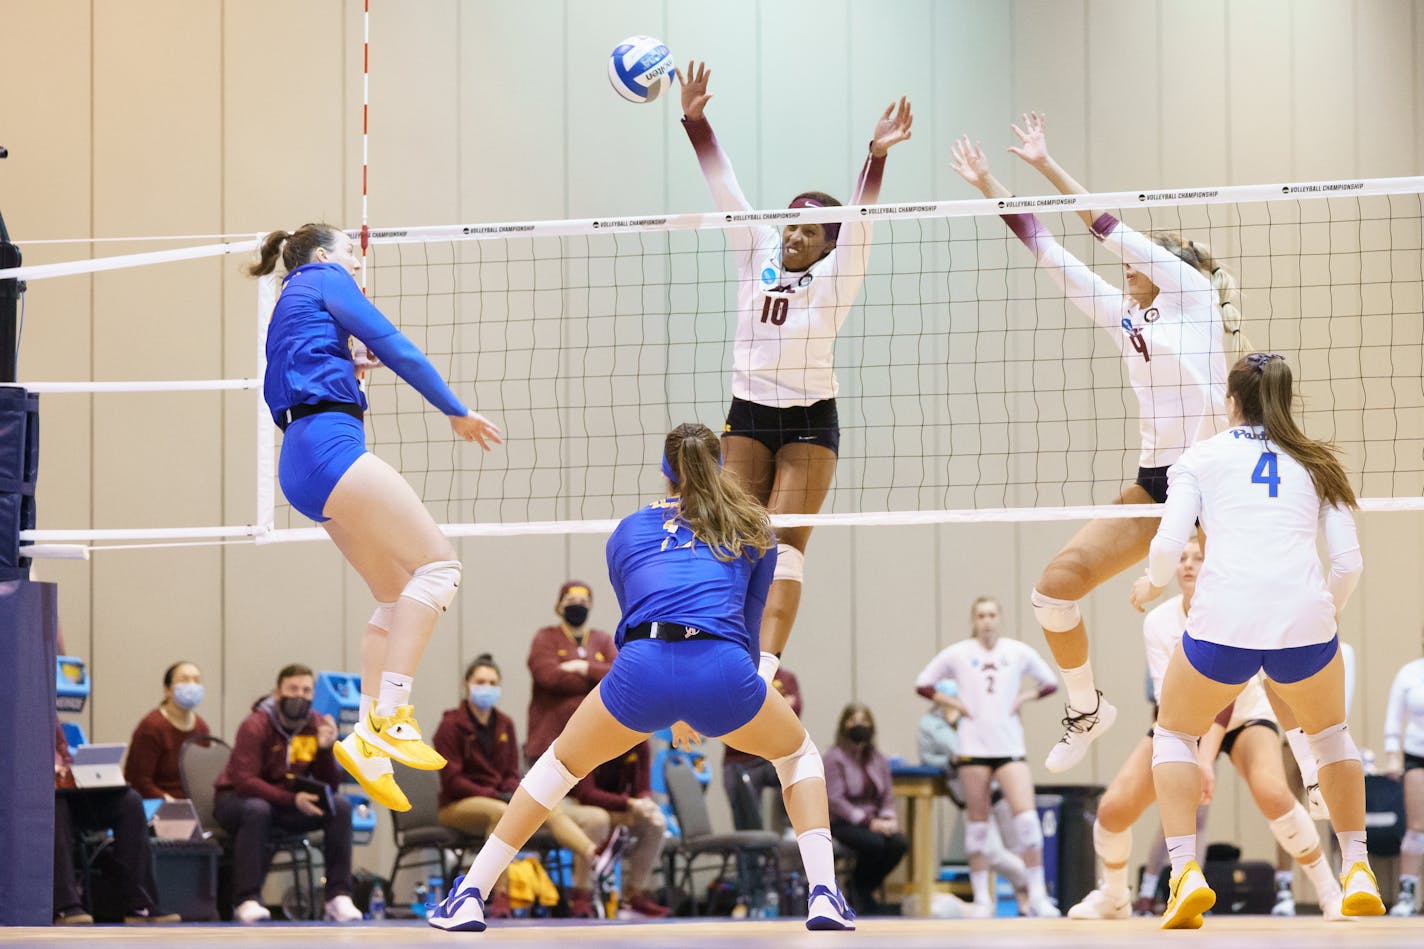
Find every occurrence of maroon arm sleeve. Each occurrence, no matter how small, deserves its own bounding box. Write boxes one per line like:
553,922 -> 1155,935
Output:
632,744 -> 652,796
528,630 -> 594,695
434,718 -> 497,800
229,717 -> 296,808
584,632 -> 616,683
915,684 -> 936,701
572,769 -> 631,812
780,671 -> 804,718
314,746 -> 340,790
123,717 -> 167,798
1214,702 -> 1236,728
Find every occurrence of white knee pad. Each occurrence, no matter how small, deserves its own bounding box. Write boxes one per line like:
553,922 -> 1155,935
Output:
1031,587 -> 1081,633
1306,722 -> 1359,769
520,745 -> 580,810
1269,802 -> 1321,860
991,797 -> 1018,847
1402,830 -> 1424,858
1152,727 -> 1199,767
1094,819 -> 1132,865
771,733 -> 824,789
368,600 -> 397,632
1013,809 -> 1044,853
401,559 -> 462,613
964,820 -> 991,857
773,544 -> 804,583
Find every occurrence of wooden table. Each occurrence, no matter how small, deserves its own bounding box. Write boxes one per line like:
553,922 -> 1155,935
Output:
891,769 -> 950,915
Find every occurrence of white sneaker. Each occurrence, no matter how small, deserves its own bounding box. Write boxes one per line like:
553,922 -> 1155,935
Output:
427,874 -> 487,932
1306,783 -> 1331,821
1068,883 -> 1131,920
1271,892 -> 1295,916
1044,693 -> 1117,773
324,894 -> 363,922
1389,882 -> 1418,917
1026,893 -> 1061,917
805,884 -> 855,931
233,900 -> 271,923
967,900 -> 994,919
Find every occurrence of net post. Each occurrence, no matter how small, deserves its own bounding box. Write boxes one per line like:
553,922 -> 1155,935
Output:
0,206 -> 21,383
255,267 -> 277,541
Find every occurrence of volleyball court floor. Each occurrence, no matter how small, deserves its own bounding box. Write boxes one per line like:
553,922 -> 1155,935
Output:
6,916 -> 1422,948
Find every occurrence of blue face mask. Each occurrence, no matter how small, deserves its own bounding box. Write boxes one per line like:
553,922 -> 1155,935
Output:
172,682 -> 204,710
469,685 -> 501,711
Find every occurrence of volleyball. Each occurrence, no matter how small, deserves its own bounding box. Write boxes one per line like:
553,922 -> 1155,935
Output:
608,35 -> 675,103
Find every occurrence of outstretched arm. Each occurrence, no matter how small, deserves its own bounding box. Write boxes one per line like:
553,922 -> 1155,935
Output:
849,97 -> 913,205
678,60 -> 753,217
1006,111 -> 1096,229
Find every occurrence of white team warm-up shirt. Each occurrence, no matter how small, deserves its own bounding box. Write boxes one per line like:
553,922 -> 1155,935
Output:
1384,658 -> 1424,758
1143,594 -> 1273,729
914,637 -> 1058,758
1146,426 -> 1364,651
1003,213 -> 1228,468
685,117 -> 882,407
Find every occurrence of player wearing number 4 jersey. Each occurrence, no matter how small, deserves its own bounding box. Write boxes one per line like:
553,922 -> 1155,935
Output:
677,60 -> 913,689
1130,353 -> 1382,929
950,113 -> 1244,773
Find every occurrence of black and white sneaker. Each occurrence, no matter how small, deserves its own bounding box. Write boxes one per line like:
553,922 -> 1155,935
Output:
1045,692 -> 1117,773
591,822 -> 630,881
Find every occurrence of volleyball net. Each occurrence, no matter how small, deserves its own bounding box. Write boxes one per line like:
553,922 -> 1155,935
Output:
9,176 -> 1424,553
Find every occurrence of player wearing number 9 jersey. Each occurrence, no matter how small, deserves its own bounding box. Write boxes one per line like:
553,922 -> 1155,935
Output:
1130,353 -> 1381,929
676,60 -> 913,689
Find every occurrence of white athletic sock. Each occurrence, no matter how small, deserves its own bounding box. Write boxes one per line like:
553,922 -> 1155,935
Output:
758,651 -> 780,687
796,828 -> 836,893
970,869 -> 991,906
1285,728 -> 1319,786
1166,835 -> 1196,879
1104,862 -> 1128,894
359,694 -> 374,724
1337,830 -> 1368,866
1059,662 -> 1098,712
1299,856 -> 1336,898
1139,869 -> 1161,899
463,835 -> 518,899
376,671 -> 413,716
1025,864 -> 1047,900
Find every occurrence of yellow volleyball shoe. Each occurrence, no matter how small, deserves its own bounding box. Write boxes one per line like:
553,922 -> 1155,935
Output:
1161,861 -> 1215,930
334,731 -> 411,812
354,704 -> 447,771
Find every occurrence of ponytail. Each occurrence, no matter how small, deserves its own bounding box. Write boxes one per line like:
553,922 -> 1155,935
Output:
1153,232 -> 1249,356
663,423 -> 774,562
1228,354 -> 1356,510
247,223 -> 343,277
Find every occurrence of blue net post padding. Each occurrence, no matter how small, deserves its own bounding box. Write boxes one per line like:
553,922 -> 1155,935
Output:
0,385 -> 38,580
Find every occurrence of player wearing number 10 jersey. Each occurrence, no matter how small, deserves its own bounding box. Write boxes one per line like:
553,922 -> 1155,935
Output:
676,59 -> 913,689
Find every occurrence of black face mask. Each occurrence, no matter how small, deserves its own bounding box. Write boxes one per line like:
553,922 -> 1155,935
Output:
562,604 -> 589,628
279,696 -> 312,722
846,725 -> 872,744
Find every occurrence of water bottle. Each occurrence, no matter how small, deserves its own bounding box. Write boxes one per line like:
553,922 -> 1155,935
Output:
789,872 -> 807,915
764,883 -> 780,919
1362,748 -> 1377,775
428,875 -> 445,908
412,880 -> 429,919
368,882 -> 386,921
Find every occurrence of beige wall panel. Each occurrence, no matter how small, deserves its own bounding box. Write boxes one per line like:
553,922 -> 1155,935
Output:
1085,0 -> 1160,191
1158,0 -> 1229,188
1355,0 -> 1419,179
1008,0 -> 1088,197
793,528 -> 856,748
1291,0 -> 1357,182
933,0 -> 1016,201
1226,0 -> 1293,184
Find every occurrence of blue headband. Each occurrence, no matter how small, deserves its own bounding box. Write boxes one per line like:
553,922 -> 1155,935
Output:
1245,352 -> 1282,371
661,452 -> 724,484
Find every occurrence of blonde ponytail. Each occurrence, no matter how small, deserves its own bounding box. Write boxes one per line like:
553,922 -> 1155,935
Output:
664,423 -> 775,562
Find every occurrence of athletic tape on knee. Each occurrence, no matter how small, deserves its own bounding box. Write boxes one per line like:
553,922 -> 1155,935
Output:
1306,722 -> 1359,769
1402,830 -> 1424,858
964,820 -> 991,857
1013,810 -> 1044,853
1269,802 -> 1321,860
1030,587 -> 1081,633
368,600 -> 397,632
400,559 -> 462,613
1094,819 -> 1132,865
520,746 -> 580,810
1152,727 -> 1199,767
771,733 -> 823,789
773,544 -> 805,584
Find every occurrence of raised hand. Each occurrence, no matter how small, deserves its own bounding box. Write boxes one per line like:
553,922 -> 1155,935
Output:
679,60 -> 712,120
1130,574 -> 1164,612
947,134 -> 993,192
871,96 -> 913,158
451,411 -> 503,450
1007,111 -> 1050,167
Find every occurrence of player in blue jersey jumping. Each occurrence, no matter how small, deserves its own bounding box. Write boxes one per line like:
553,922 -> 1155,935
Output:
429,422 -> 854,933
251,223 -> 502,814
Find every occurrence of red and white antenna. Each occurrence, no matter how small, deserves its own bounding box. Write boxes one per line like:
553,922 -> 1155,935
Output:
359,0 -> 371,293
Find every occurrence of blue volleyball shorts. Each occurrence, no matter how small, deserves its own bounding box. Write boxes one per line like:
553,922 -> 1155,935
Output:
600,637 -> 768,737
278,412 -> 367,522
1181,631 -> 1339,686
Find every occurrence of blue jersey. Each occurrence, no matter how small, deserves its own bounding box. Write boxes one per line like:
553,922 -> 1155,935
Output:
263,262 -> 468,424
605,499 -> 777,656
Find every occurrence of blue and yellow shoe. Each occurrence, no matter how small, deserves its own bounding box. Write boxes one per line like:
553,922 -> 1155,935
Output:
333,732 -> 410,812
1161,861 -> 1215,930
354,704 -> 446,771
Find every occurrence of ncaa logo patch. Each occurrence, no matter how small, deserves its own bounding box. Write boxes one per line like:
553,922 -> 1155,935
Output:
761,267 -> 777,285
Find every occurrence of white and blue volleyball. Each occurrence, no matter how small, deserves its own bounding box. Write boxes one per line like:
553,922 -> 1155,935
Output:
608,36 -> 675,103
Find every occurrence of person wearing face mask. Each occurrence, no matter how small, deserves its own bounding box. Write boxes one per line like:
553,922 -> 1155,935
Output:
434,655 -> 609,918
525,582 -> 617,766
213,664 -> 361,923
124,661 -> 211,801
824,703 -> 907,915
